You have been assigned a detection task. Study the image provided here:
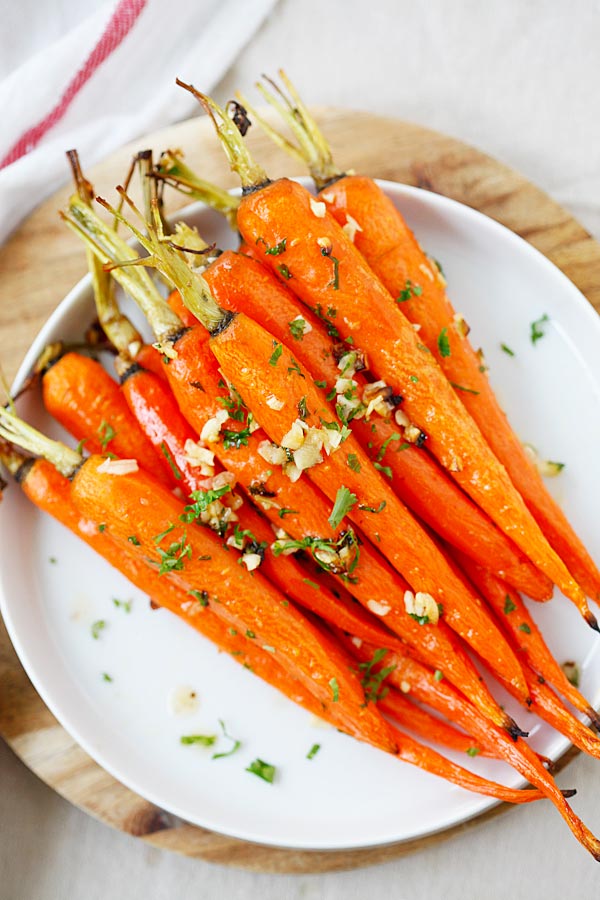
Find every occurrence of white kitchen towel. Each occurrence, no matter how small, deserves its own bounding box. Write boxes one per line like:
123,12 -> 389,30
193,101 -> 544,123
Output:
0,0 -> 277,245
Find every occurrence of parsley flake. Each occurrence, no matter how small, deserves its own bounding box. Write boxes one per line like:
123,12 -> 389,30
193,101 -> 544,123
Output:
503,595 -> 517,614
501,343 -> 515,357
91,620 -> 106,640
329,677 -> 340,702
246,758 -> 276,783
328,486 -> 358,530
212,719 -> 242,759
306,743 -> 321,760
531,314 -> 549,345
97,420 -> 116,451
269,342 -> 283,366
437,327 -> 451,358
180,733 -> 217,746
347,453 -> 361,472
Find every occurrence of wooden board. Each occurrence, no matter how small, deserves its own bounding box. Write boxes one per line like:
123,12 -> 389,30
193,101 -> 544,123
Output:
0,109 -> 599,873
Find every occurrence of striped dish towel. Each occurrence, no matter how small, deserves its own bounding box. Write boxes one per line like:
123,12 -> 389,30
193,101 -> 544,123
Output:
0,0 -> 277,244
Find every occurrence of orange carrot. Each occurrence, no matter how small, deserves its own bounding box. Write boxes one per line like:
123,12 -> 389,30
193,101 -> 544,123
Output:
200,248 -> 551,601
134,343 -> 169,380
0,440 -> 547,807
379,691 -> 486,757
183,87 -> 592,626
41,351 -> 171,487
453,551 -> 600,730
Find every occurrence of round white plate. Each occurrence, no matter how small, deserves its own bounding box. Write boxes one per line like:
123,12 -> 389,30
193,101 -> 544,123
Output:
2,179 -> 600,850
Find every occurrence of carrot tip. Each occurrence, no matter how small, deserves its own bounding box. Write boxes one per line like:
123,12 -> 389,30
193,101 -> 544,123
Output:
587,707 -> 600,731
585,610 -> 600,633
561,789 -> 577,799
506,719 -> 530,741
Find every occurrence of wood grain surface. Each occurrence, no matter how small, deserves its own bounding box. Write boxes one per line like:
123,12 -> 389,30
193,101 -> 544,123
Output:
0,109 -> 599,873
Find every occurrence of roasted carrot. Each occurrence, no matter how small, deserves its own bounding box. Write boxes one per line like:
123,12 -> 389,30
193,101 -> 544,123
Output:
453,551 -> 600,730
40,351 -> 171,487
1,437 -> 552,807
378,691 -> 486,757
134,343 -> 169,380
62,193 -> 524,732
344,635 -> 600,857
198,247 -> 551,601
248,71 -> 600,607
183,86 -> 594,628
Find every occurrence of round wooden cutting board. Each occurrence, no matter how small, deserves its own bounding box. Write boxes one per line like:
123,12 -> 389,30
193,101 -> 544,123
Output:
1,109 -> 599,873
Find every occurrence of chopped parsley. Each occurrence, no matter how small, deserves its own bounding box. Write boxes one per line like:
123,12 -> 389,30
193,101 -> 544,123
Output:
329,677 -> 340,703
269,342 -> 283,366
160,441 -> 181,480
154,530 -> 192,576
180,733 -> 217,747
245,629 -> 256,638
358,648 -> 396,704
437,327 -> 451,358
278,508 -> 298,518
396,280 -> 422,303
466,747 -> 480,758
289,317 -> 307,340
48,556 -> 57,564
303,579 -> 320,590
449,381 -> 480,395
97,420 -> 116,451
277,263 -> 292,280
180,485 -> 231,524
409,375 -> 419,384
287,358 -> 305,378
273,531 -> 360,581
188,589 -> 209,607
347,453 -> 361,472
518,622 -> 532,634
501,343 -> 515,357
91,620 -> 106,640
212,719 -> 242,759
408,613 -> 430,625
298,396 -> 308,420
217,391 -> 246,422
257,237 -> 287,255
358,501 -> 386,514
102,672 -> 113,682
246,758 -> 276,783
434,669 -> 444,682
222,417 -> 255,449
314,379 -> 327,389
373,462 -> 392,479
128,535 -> 141,546
503,595 -> 517,614
376,431 -> 402,463
112,598 -> 132,613
306,743 -> 321,760
531,314 -> 549,345
313,303 -> 340,339
98,523 -> 106,533
328,486 -> 358,530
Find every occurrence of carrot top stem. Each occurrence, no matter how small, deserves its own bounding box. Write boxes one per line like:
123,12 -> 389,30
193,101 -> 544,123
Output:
66,151 -> 143,362
155,149 -> 240,228
61,196 -> 182,344
0,438 -> 27,477
0,407 -> 81,477
244,69 -> 342,189
176,80 -> 269,191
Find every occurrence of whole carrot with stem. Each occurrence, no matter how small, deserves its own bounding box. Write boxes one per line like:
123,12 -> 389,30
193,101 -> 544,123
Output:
181,84 -> 595,629
1,439 -> 557,807
246,70 -> 600,606
88,187 -> 535,719
60,190 -> 528,733
0,408 -> 395,753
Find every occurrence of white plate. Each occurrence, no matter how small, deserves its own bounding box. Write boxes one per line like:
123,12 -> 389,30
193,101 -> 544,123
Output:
2,179 -> 600,850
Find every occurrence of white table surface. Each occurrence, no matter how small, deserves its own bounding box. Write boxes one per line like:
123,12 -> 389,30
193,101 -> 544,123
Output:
2,0 -> 600,896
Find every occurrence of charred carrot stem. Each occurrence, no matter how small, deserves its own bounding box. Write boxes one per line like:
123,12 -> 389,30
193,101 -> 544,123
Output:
40,351 -> 171,487
453,551 -> 600,731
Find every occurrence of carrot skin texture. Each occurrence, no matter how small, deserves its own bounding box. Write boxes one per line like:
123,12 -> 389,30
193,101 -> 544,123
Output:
378,692 -> 487,757
321,174 -> 600,604
134,344 -> 169,381
204,249 -> 551,601
69,455 -> 396,752
210,311 -> 530,702
42,352 -> 170,486
236,178 -> 588,615
160,325 -> 520,728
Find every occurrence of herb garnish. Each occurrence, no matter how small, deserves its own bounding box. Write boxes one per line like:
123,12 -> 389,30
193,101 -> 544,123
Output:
306,743 -> 321,760
154,529 -> 192,576
97,420 -> 116,451
313,303 -> 340,339
278,508 -> 298,518
434,669 -> 444,682
518,622 -> 532,634
373,462 -> 392,479
277,263 -> 292,280
188,589 -> 209,606
358,501 -> 386,514
289,317 -> 307,340
128,535 -> 141,546
329,677 -> 340,702
180,733 -> 217,747
180,485 -> 231,524
347,453 -> 361,472
102,672 -> 113,682
91,620 -> 106,640
531,314 -> 549,345
328,486 -> 358,530
212,719 -> 242,759
449,381 -> 480,395
501,343 -> 515,357
298,396 -> 308,419
396,280 -> 422,303
160,441 -> 181,480
269,342 -> 283,366
303,579 -> 320,590
112,598 -> 132,613
358,648 -> 396,704
98,523 -> 106,533
274,530 -> 360,581
503,595 -> 516,614
314,379 -> 327,389
437,327 -> 451,358
466,747 -> 480,757
376,432 -> 403,463
222,416 -> 255,449
287,358 -> 305,378
246,758 -> 276,783
257,237 -> 287,255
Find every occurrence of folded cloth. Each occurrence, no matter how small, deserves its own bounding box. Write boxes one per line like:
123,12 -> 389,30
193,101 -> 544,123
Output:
0,0 -> 277,245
